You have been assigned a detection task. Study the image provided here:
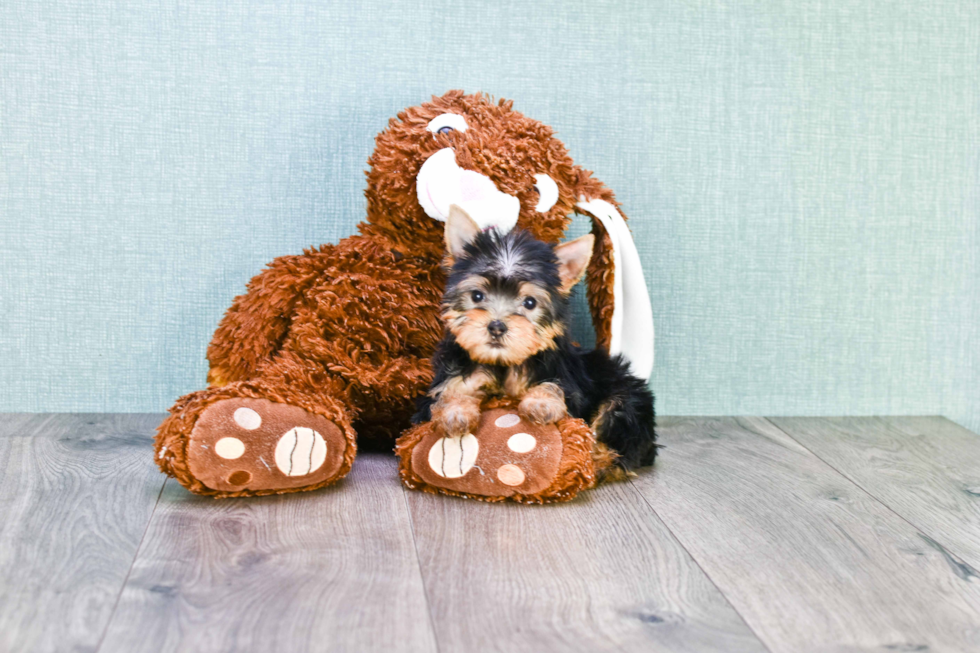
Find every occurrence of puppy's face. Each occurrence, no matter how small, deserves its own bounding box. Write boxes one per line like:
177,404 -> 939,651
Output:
442,206 -> 594,366
444,272 -> 563,366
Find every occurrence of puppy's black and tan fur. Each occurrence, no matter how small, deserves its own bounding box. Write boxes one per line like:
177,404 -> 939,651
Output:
414,205 -> 657,474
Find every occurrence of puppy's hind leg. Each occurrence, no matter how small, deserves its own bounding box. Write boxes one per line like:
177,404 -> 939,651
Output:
591,386 -> 657,472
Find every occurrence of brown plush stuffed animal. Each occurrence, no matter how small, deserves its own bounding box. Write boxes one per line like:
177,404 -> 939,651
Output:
397,398 -> 604,503
155,90 -> 653,498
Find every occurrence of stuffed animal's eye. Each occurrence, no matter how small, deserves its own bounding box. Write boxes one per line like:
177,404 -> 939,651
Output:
471,290 -> 485,303
533,174 -> 559,212
522,297 -> 537,310
427,113 -> 468,134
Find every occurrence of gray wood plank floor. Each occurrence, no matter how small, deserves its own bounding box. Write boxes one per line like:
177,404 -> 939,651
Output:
2,414 -> 980,652
770,416 -> 980,571
0,414 -> 164,653
100,456 -> 437,653
405,479 -> 765,653
633,417 -> 980,652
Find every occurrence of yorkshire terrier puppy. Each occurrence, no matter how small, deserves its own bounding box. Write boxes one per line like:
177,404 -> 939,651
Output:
414,205 -> 657,474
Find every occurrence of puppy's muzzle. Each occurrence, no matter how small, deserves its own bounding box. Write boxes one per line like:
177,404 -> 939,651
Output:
487,320 -> 508,340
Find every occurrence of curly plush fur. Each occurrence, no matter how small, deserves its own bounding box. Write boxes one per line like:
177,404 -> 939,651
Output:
155,91 -> 632,497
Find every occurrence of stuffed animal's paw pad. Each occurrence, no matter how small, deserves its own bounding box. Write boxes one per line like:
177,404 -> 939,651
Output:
187,398 -> 349,493
409,407 -> 563,498
427,433 -> 479,478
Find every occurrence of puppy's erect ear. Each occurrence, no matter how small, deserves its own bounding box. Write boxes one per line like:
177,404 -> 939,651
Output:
554,234 -> 595,295
445,204 -> 482,259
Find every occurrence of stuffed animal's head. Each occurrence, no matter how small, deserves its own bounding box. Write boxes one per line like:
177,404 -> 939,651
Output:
362,91 -> 654,380
364,91 -> 600,254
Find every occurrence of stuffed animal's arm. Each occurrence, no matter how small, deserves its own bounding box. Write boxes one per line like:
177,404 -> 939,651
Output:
206,247 -> 336,386
572,169 -> 619,351
583,219 -> 616,351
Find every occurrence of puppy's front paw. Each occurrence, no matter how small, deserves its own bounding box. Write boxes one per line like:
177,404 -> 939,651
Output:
432,399 -> 481,437
519,396 -> 566,424
519,384 -> 567,425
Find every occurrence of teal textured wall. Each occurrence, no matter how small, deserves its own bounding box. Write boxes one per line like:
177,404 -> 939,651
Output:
1,1 -> 978,432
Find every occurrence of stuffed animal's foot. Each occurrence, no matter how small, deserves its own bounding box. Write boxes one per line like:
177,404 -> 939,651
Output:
185,398 -> 351,493
156,390 -> 356,497
396,400 -> 597,503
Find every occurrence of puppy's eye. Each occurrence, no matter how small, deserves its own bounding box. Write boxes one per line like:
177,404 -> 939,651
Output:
471,290 -> 485,303
532,174 -> 559,213
522,297 -> 537,310
427,113 -> 468,134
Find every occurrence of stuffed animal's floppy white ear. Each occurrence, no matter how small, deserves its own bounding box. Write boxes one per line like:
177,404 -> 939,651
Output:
576,198 -> 654,381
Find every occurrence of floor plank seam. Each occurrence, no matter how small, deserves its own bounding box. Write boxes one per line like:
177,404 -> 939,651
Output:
623,476 -> 776,653
758,417 -> 969,564
93,475 -> 168,653
400,487 -> 443,653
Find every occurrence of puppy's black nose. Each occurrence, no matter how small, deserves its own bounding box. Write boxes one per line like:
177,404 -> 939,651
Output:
487,320 -> 507,339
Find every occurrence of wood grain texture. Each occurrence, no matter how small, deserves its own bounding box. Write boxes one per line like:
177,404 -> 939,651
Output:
99,452 -> 438,653
632,417 -> 980,653
9,414 -> 980,653
0,413 -> 41,437
0,414 -> 165,653
768,416 -> 980,572
405,479 -> 768,653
